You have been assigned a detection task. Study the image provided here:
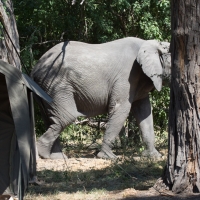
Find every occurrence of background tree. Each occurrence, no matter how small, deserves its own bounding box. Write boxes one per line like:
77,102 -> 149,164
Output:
0,0 -> 20,68
13,0 -> 170,68
156,0 -> 200,193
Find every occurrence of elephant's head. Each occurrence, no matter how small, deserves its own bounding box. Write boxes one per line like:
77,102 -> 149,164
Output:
136,40 -> 171,91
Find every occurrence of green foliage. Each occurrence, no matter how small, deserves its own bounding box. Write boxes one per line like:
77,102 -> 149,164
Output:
150,86 -> 170,147
13,0 -> 171,151
34,103 -> 46,136
14,0 -> 170,62
60,119 -> 103,153
133,0 -> 170,40
150,87 -> 170,134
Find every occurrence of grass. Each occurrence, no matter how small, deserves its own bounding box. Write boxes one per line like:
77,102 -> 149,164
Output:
25,154 -> 167,200
27,122 -> 168,199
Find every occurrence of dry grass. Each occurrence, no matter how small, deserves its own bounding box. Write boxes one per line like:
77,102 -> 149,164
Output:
25,150 -> 167,200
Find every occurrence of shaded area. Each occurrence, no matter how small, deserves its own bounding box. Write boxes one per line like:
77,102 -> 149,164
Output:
123,195 -> 200,200
0,74 -> 14,194
25,156 -> 200,199
27,158 -> 165,195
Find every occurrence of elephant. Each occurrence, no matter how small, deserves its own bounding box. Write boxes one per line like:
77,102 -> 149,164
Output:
31,37 -> 171,160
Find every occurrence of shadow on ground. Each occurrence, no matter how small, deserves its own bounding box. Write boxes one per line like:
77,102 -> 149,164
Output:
28,158 -> 165,195
26,155 -> 200,200
122,195 -> 200,200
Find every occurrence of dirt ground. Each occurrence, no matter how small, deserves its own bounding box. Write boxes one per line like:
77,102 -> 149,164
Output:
25,155 -> 200,200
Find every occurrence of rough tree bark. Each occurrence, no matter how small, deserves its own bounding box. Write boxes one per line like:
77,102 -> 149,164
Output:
162,0 -> 200,193
0,0 -> 21,69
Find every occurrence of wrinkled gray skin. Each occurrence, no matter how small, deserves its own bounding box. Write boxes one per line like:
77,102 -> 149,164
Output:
31,37 -> 171,160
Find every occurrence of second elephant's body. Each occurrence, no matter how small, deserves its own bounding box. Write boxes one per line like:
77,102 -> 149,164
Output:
31,37 -> 170,159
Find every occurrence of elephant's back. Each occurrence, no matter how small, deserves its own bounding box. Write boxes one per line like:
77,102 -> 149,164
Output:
31,37 -> 145,101
32,37 -> 144,75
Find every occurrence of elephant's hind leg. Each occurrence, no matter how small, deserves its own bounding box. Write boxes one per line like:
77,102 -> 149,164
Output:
97,101 -> 131,159
38,99 -> 80,159
37,123 -> 65,159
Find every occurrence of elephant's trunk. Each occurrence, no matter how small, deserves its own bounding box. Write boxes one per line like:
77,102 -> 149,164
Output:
160,52 -> 171,85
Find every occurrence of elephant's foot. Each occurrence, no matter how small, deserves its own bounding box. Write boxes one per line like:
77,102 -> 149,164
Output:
50,139 -> 68,159
142,149 -> 162,159
37,140 -> 51,159
37,139 -> 68,160
97,144 -> 117,160
50,152 -> 68,160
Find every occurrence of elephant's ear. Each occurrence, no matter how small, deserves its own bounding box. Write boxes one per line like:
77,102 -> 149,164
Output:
136,40 -> 170,91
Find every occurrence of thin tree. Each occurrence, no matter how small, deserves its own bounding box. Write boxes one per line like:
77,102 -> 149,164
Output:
0,0 -> 21,69
156,0 -> 200,194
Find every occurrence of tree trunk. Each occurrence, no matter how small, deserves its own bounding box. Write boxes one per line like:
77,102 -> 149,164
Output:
164,0 -> 200,193
0,0 -> 21,69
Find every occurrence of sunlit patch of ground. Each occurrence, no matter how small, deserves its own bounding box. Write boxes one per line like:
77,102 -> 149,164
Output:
25,152 -> 168,200
25,149 -> 200,200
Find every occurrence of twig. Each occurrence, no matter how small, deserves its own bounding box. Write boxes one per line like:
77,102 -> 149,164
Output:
72,0 -> 85,5
33,40 -> 62,46
153,186 -> 174,197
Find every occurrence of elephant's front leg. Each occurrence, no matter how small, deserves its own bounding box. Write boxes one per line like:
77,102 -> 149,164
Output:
131,96 -> 162,158
97,102 -> 131,159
